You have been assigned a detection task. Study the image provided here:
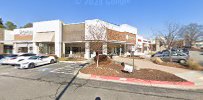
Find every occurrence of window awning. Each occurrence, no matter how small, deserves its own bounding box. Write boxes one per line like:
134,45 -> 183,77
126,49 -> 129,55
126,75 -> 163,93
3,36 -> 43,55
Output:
33,32 -> 55,42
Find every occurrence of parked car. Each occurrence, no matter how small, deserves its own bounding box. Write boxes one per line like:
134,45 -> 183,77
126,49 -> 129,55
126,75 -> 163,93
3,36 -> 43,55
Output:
3,53 -> 36,65
0,54 -> 19,65
0,54 -> 5,60
151,50 -> 170,57
160,51 -> 189,64
181,48 -> 189,55
16,55 -> 56,69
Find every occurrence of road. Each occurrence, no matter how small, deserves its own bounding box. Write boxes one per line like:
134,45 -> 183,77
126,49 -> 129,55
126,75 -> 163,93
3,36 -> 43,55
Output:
190,51 -> 203,66
0,62 -> 202,100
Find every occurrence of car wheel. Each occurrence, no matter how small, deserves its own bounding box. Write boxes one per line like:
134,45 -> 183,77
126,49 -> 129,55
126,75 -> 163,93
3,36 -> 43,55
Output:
50,59 -> 55,64
28,63 -> 35,68
179,59 -> 186,64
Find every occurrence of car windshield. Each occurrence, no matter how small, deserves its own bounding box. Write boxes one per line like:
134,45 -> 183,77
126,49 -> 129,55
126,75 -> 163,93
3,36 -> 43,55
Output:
29,56 -> 40,60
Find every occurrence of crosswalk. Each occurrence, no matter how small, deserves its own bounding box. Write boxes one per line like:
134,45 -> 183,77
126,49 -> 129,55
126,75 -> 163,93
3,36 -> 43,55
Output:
36,62 -> 83,75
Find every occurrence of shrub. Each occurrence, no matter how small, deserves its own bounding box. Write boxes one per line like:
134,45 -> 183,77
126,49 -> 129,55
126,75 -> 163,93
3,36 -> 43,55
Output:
58,57 -> 68,61
148,51 -> 156,55
58,57 -> 84,61
47,54 -> 58,60
186,59 -> 203,70
94,55 -> 108,63
151,57 -> 163,64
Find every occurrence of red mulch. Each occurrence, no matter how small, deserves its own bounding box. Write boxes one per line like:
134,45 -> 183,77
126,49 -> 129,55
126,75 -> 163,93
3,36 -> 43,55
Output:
80,61 -> 187,82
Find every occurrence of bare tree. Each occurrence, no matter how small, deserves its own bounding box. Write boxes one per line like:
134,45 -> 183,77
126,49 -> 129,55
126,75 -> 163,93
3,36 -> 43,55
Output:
179,23 -> 203,47
157,22 -> 180,49
85,20 -> 107,67
155,22 -> 180,62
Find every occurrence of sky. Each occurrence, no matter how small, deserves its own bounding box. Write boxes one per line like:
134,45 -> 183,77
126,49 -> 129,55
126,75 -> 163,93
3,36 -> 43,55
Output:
1,0 -> 203,39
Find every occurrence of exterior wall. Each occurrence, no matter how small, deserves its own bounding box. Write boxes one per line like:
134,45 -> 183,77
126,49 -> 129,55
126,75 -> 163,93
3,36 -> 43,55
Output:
14,28 -> 33,41
4,30 -> 14,45
33,20 -> 63,57
12,28 -> 33,54
0,28 -> 4,41
1,19 -> 139,58
0,29 -> 4,53
84,19 -> 138,58
63,23 -> 85,42
85,19 -> 137,41
135,35 -> 151,55
155,38 -> 166,52
107,29 -> 136,44
14,35 -> 32,41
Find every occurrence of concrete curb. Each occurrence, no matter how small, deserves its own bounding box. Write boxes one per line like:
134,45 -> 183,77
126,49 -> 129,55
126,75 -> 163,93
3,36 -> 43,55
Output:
90,75 -> 195,86
77,72 -> 197,90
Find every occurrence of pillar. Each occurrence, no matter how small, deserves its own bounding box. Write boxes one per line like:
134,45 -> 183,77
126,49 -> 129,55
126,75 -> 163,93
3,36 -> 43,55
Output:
27,43 -> 32,53
119,45 -> 122,56
70,47 -> 73,55
141,43 -> 144,53
102,42 -> 107,55
85,42 -> 90,59
55,42 -> 62,57
0,43 -> 3,54
124,44 -> 127,54
13,43 -> 18,54
62,43 -> 65,57
33,42 -> 39,54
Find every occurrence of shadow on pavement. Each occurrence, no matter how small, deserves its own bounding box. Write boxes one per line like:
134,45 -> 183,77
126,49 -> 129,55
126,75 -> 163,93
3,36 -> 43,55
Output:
55,63 -> 89,100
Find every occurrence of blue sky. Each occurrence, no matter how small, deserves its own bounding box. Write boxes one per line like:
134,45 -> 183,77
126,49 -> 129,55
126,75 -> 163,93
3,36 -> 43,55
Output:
1,0 -> 203,38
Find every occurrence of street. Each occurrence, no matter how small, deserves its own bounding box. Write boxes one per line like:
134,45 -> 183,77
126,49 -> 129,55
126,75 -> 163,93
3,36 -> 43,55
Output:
0,62 -> 202,100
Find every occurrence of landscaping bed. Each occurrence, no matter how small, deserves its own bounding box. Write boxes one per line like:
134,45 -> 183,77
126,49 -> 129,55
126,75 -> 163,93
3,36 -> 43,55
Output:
80,61 -> 187,82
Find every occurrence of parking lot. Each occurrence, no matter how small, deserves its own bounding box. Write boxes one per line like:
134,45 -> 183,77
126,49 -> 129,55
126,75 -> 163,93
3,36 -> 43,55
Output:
0,62 -> 84,84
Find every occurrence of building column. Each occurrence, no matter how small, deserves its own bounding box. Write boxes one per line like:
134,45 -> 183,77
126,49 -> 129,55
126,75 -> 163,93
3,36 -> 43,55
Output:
13,43 -> 18,54
70,47 -> 73,55
55,42 -> 62,58
102,42 -> 107,55
141,43 -> 144,53
27,44 -> 31,53
0,43 -> 3,54
124,44 -> 127,54
119,45 -> 122,56
62,43 -> 65,57
85,42 -> 90,59
33,42 -> 39,54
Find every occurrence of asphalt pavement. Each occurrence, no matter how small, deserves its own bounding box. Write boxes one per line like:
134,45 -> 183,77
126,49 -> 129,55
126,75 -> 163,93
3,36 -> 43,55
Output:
0,62 -> 202,100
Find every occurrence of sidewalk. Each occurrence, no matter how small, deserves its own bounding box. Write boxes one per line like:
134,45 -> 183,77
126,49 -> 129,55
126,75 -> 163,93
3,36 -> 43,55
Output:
112,56 -> 203,89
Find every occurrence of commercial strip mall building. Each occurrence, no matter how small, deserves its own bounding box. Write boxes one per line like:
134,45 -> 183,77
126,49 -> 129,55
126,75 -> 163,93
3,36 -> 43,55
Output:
0,19 -> 151,59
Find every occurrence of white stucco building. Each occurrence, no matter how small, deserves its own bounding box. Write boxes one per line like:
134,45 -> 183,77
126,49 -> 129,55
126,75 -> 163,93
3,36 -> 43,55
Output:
0,19 -> 154,59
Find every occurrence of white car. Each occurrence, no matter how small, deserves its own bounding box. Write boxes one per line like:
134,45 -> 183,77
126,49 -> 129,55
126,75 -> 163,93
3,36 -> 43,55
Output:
0,54 -> 19,65
17,55 -> 56,69
2,53 -> 36,65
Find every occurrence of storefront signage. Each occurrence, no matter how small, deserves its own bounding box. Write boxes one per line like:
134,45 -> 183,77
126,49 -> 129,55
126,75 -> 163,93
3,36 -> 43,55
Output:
19,30 -> 33,35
